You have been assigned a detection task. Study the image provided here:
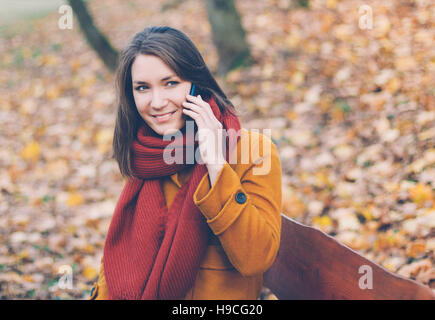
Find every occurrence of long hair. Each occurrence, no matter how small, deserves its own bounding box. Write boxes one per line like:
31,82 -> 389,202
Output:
112,26 -> 237,178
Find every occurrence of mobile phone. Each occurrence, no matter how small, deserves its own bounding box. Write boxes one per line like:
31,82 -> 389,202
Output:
185,83 -> 196,127
190,83 -> 196,96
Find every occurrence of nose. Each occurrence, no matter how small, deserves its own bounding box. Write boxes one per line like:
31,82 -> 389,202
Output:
150,88 -> 168,110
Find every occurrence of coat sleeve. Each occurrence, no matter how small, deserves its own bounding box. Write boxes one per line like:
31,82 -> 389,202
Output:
193,130 -> 282,277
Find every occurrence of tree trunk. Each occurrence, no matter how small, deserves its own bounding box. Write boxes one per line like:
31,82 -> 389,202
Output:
297,0 -> 309,8
67,0 -> 119,72
204,0 -> 253,76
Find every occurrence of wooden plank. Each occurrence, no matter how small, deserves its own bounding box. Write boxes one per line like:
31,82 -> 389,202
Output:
263,214 -> 435,300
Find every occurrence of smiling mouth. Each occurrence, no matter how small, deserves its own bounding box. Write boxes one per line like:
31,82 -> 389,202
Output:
152,110 -> 177,122
152,110 -> 176,118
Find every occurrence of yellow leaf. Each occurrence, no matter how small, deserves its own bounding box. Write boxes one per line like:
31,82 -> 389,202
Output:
22,275 -> 35,283
385,77 -> 401,94
21,141 -> 41,162
285,32 -> 301,48
17,250 -> 30,261
397,259 -> 431,278
94,128 -> 113,154
70,58 -> 82,73
374,231 -> 400,251
66,225 -> 77,234
79,85 -> 90,97
38,54 -> 58,66
359,207 -> 374,221
321,13 -> 335,33
291,71 -> 305,86
82,76 -> 97,87
374,15 -> 391,37
408,158 -> 426,173
83,244 -> 95,254
382,257 -> 404,273
82,266 -> 98,281
331,107 -> 345,122
45,85 -> 62,100
406,242 -> 426,259
226,69 -> 242,82
394,56 -> 417,72
262,63 -> 274,78
237,83 -> 259,97
285,110 -> 298,121
333,24 -> 353,41
312,215 -> 332,227
333,144 -> 354,160
66,192 -> 84,207
282,187 -> 306,218
336,230 -> 368,250
424,148 -> 435,164
418,127 -> 435,141
319,96 -> 333,112
285,82 -> 296,93
312,215 -> 334,233
326,0 -> 337,9
409,183 -> 433,206
313,171 -> 332,188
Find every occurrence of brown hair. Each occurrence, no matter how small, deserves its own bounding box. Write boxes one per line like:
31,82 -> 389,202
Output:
112,26 -> 237,178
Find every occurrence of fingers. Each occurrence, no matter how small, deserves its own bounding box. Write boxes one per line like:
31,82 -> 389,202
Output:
183,95 -> 225,165
182,101 -> 204,115
183,97 -> 215,124
186,94 -> 217,122
182,107 -> 204,127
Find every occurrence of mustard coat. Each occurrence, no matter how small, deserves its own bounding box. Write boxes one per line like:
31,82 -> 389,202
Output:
90,128 -> 282,300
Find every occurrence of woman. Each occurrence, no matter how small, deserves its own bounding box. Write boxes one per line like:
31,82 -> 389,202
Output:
89,26 -> 282,300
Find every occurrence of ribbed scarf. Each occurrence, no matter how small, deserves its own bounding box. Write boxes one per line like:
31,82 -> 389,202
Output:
103,96 -> 241,299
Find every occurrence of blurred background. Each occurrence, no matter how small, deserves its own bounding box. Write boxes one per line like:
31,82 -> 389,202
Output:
0,0 -> 433,299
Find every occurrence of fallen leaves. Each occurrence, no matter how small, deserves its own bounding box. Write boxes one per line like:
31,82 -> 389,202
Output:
409,183 -> 434,207
20,141 -> 41,162
398,259 -> 433,281
406,241 -> 427,259
82,266 -> 98,281
66,191 -> 84,207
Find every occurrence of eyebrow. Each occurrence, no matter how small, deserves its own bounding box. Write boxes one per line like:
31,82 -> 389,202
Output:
133,75 -> 177,85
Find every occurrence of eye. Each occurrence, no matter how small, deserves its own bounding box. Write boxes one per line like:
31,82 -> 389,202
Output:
135,85 -> 148,91
167,81 -> 179,87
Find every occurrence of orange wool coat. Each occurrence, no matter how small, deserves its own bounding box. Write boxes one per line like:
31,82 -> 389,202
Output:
89,128 -> 282,300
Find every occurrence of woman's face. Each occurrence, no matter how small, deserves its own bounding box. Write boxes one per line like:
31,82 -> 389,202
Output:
131,54 -> 191,135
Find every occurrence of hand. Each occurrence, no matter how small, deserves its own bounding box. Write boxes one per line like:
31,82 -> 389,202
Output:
182,94 -> 226,185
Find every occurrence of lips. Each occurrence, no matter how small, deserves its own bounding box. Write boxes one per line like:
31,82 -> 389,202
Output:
152,111 -> 176,118
152,110 -> 176,123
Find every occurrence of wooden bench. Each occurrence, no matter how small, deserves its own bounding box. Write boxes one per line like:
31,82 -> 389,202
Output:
263,214 -> 435,300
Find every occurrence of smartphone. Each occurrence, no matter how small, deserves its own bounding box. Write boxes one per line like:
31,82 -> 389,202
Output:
190,83 -> 196,96
185,83 -> 197,129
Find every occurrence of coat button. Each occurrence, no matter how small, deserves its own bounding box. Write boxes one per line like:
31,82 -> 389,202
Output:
235,191 -> 247,204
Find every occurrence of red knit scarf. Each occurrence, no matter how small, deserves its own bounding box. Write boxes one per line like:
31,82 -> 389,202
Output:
103,96 -> 241,299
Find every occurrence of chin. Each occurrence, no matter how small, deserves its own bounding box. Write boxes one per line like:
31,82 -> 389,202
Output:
152,121 -> 185,136
159,127 -> 179,136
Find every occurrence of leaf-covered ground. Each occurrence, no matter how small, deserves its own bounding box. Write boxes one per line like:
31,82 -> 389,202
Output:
0,0 -> 433,299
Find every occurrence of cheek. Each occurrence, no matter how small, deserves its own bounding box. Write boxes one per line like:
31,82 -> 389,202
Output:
133,96 -> 149,114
